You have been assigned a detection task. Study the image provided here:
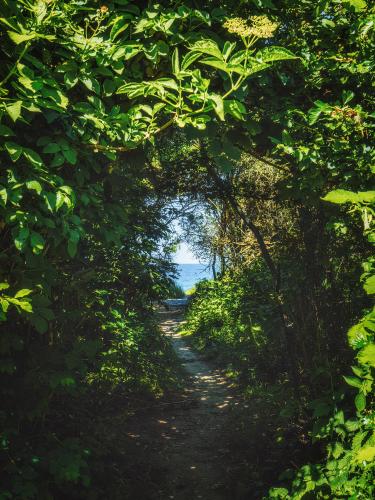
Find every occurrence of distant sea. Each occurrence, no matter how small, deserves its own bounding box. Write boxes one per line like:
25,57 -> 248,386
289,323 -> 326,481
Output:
174,263 -> 212,292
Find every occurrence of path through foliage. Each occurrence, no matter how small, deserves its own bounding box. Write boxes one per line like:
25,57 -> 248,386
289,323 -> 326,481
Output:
0,1 -> 374,498
93,309 -> 244,499
157,310 -> 237,499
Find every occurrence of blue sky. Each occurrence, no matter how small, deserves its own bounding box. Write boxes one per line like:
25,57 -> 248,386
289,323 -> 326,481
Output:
173,242 -> 199,264
170,219 -> 200,264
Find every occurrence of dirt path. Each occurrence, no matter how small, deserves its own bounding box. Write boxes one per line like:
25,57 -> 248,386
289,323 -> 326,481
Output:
153,310 -> 240,500
111,310 -> 249,499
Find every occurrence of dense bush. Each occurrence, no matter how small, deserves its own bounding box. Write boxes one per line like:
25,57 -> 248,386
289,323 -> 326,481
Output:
180,0 -> 374,497
182,267 -> 282,378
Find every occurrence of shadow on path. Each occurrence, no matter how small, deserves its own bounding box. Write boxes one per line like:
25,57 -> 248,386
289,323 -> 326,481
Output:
112,310 -> 249,500
148,310 -> 242,500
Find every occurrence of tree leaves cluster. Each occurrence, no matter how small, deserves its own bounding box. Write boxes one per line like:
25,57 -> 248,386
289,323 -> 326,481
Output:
0,0 -> 298,497
177,0 -> 374,497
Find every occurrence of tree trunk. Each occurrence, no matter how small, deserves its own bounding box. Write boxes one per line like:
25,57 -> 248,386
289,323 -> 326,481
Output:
204,158 -> 300,390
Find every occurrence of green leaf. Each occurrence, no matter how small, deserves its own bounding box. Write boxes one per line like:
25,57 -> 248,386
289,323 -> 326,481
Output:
363,275 -> 375,295
224,100 -> 246,120
209,94 -> 225,121
347,0 -> 367,11
13,299 -> 32,313
244,60 -> 270,77
103,79 -> 117,96
50,153 -> 65,167
355,445 -> 375,463
223,139 -> 241,160
62,148 -> 77,165
172,47 -> 180,76
156,78 -> 179,91
0,17 -> 19,31
39,307 -> 55,321
69,229 -> 80,243
342,90 -> 355,105
30,231 -> 45,254
308,108 -> 324,125
110,14 -> 132,41
6,101 -> 22,122
0,186 -> 8,206
257,46 -> 298,63
26,180 -> 42,194
343,375 -> 362,389
7,31 -> 37,45
357,343 -> 375,367
215,155 -> 233,173
322,19 -> 335,28
268,488 -> 289,499
0,124 -> 15,136
56,191 -> 65,211
64,70 -> 78,89
67,240 -> 78,258
357,191 -> 375,203
331,441 -> 344,459
322,189 -> 359,204
355,392 -> 366,412
117,82 -> 147,97
23,148 -> 43,168
200,57 -> 230,73
32,315 -> 48,334
222,41 -> 236,61
0,283 -> 10,291
42,143 -> 60,154
181,51 -> 201,70
14,227 -> 29,251
112,43 -> 142,62
15,289 -> 32,298
81,76 -> 100,94
189,39 -> 223,59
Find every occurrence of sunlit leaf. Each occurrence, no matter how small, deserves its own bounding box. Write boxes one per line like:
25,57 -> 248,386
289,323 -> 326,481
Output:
26,180 -> 42,194
189,39 -> 223,59
357,343 -> 375,367
257,46 -> 298,63
322,189 -> 359,204
15,289 -> 32,298
6,101 -> 22,122
181,51 -> 201,70
5,142 -> 23,161
208,94 -> 225,121
7,31 -> 37,44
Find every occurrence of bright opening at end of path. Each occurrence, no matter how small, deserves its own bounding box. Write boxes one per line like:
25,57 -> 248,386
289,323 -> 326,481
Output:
171,229 -> 212,292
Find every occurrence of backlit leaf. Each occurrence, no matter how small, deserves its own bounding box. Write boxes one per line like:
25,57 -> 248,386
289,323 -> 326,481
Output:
363,275 -> 375,295
15,289 -> 32,298
357,343 -> 375,367
209,94 -> 225,121
322,190 -> 359,204
6,101 -> 22,122
26,180 -> 42,194
7,31 -> 37,45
